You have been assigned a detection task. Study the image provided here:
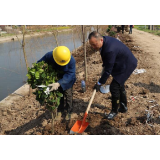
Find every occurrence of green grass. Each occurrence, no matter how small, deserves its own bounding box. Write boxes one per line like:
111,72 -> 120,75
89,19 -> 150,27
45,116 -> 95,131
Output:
0,26 -> 72,38
35,26 -> 71,32
0,33 -> 14,37
134,25 -> 160,36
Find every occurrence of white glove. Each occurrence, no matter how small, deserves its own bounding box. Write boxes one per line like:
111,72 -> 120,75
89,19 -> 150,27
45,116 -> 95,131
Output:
48,83 -> 60,91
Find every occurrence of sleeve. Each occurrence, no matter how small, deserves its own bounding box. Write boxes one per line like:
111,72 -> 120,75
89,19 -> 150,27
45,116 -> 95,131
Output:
99,51 -> 117,84
37,51 -> 53,63
58,58 -> 76,89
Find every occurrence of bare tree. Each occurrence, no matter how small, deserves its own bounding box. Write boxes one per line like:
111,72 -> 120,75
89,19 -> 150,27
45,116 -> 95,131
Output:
72,28 -> 77,54
21,25 -> 33,96
82,25 -> 87,82
52,26 -> 59,46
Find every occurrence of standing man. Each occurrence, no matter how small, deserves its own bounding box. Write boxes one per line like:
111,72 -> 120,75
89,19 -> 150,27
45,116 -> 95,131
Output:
121,25 -> 125,34
37,46 -> 76,120
129,25 -> 134,34
88,31 -> 137,120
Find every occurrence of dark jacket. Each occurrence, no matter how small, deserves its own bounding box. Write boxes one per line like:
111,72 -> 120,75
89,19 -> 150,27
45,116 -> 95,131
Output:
37,51 -> 76,91
99,36 -> 137,85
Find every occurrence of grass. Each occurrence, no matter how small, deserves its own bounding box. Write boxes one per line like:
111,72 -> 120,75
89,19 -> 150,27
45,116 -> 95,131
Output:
0,33 -> 14,37
35,26 -> 72,32
134,25 -> 160,36
0,26 -> 73,38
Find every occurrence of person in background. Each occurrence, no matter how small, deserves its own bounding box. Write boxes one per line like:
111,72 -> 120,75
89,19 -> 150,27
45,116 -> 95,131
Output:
129,25 -> 134,34
37,46 -> 76,120
88,31 -> 137,120
121,25 -> 125,34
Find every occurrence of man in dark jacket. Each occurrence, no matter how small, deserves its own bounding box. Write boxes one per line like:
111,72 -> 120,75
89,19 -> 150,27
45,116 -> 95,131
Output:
88,31 -> 137,120
37,46 -> 76,120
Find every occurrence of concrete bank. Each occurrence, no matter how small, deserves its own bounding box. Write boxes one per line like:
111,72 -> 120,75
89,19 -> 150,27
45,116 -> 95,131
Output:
0,84 -> 30,108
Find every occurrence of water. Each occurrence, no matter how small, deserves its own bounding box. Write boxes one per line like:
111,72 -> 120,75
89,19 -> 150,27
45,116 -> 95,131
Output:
0,29 -> 94,101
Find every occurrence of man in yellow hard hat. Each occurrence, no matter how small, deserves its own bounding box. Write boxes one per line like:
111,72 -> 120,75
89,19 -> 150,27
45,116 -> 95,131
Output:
37,46 -> 76,120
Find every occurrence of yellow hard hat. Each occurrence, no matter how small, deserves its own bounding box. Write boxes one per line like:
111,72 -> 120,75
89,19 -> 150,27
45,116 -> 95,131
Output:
53,46 -> 71,66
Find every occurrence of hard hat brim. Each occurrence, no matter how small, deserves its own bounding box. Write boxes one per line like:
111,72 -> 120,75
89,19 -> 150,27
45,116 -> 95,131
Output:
53,47 -> 71,66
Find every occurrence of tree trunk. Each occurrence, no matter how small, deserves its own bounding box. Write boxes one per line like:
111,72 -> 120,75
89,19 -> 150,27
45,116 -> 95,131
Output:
22,25 -> 32,96
72,29 -> 77,54
150,25 -> 152,30
82,25 -> 87,82
51,111 -> 55,134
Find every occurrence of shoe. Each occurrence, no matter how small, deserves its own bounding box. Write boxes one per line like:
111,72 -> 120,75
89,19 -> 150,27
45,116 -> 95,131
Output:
106,111 -> 118,120
105,96 -> 119,120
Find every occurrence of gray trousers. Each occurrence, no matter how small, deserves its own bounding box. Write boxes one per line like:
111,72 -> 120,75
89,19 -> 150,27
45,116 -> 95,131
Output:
58,87 -> 73,113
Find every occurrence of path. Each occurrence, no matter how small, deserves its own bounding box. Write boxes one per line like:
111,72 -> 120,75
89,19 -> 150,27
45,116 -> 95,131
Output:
132,28 -> 160,67
130,29 -> 160,94
132,28 -> 160,57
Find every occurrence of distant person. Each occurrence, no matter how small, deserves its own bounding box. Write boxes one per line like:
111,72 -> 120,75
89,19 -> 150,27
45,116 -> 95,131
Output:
37,46 -> 76,120
129,25 -> 134,34
88,31 -> 137,120
122,25 -> 125,34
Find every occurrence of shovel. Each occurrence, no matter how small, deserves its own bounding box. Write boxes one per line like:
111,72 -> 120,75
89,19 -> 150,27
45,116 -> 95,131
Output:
70,89 -> 96,134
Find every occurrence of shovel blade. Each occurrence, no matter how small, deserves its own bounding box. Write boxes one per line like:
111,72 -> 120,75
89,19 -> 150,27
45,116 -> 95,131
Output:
70,120 -> 89,134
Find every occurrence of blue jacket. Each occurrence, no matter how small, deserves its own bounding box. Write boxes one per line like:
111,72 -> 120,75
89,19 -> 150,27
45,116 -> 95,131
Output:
99,36 -> 137,85
37,51 -> 76,91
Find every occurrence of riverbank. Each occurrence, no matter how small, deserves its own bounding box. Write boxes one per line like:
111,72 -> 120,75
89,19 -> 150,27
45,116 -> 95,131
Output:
0,29 -> 73,43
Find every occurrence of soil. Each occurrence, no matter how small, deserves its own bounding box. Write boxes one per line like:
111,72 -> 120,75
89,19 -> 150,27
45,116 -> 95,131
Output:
1,28 -> 160,135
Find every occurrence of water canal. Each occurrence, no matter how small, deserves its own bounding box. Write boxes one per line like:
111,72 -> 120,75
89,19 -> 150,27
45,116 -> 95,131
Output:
0,29 -> 94,101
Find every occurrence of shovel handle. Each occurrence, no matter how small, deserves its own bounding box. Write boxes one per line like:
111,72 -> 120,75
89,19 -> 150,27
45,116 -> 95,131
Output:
86,89 -> 96,114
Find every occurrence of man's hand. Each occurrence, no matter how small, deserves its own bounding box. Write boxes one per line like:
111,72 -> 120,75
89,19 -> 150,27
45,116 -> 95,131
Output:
93,83 -> 101,92
48,83 -> 60,91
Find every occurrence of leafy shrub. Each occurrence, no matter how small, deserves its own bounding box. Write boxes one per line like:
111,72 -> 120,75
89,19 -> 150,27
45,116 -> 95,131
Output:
106,25 -> 112,32
26,61 -> 63,111
108,31 -> 116,37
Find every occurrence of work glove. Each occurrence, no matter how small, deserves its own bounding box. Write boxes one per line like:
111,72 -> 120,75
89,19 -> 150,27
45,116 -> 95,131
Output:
93,83 -> 101,92
48,83 -> 60,91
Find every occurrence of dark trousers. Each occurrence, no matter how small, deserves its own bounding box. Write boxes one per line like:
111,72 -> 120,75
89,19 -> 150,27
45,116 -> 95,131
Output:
122,25 -> 125,34
58,87 -> 73,113
110,79 -> 125,99
129,26 -> 132,34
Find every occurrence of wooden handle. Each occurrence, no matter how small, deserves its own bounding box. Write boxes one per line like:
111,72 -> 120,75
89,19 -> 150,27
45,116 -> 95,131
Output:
86,89 -> 96,114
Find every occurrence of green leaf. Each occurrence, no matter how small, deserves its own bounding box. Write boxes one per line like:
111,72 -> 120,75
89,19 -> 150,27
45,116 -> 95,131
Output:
26,74 -> 31,79
56,98 -> 60,106
30,69 -> 36,74
56,92 -> 63,97
51,106 -> 56,111
41,73 -> 46,78
51,99 -> 56,103
35,71 -> 40,77
39,69 -> 44,73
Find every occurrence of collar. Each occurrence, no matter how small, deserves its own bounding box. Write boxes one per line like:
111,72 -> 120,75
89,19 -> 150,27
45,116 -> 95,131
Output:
100,36 -> 105,52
